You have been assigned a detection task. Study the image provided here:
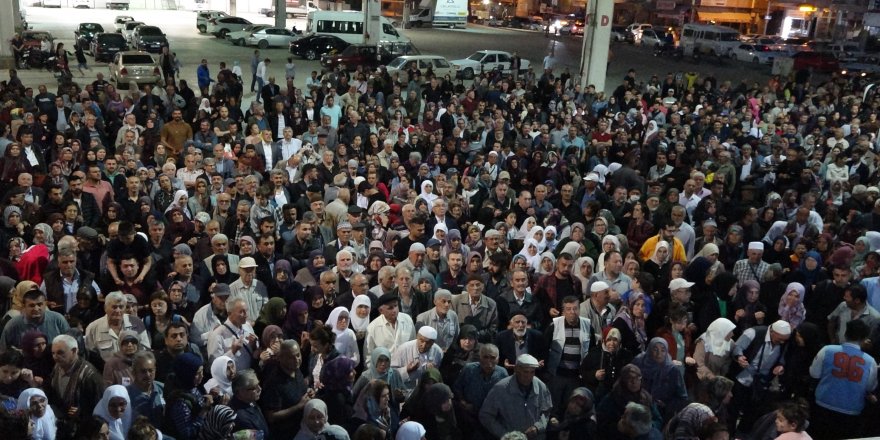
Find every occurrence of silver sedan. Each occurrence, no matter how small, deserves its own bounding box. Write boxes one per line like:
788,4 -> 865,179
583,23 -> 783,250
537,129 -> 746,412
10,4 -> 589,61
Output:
108,50 -> 163,89
228,25 -> 300,49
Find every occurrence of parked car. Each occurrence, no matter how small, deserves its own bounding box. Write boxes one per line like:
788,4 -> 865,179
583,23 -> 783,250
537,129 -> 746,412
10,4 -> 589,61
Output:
611,26 -> 628,42
451,50 -> 530,79
289,34 -> 349,60
132,25 -> 168,53
75,23 -> 105,48
828,42 -> 865,62
626,23 -> 652,43
640,29 -> 672,48
321,44 -> 386,70
90,32 -> 128,62
121,21 -> 145,44
207,16 -> 253,39
196,10 -> 229,34
321,42 -> 417,70
228,25 -> 299,48
108,50 -> 162,89
730,43 -> 775,64
21,30 -> 53,51
114,16 -> 135,32
792,51 -> 839,72
386,54 -> 455,78
840,56 -> 880,77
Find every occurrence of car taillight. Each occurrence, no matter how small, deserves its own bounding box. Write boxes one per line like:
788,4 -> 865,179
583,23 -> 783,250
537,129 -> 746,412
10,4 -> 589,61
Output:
120,67 -> 128,75
154,67 -> 160,75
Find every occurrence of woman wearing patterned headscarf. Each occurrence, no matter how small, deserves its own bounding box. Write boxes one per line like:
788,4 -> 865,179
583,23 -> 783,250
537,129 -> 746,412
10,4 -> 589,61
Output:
197,405 -> 237,440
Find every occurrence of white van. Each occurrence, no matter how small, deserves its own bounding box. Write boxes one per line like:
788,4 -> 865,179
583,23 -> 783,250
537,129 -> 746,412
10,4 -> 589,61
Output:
307,11 -> 409,44
679,23 -> 741,57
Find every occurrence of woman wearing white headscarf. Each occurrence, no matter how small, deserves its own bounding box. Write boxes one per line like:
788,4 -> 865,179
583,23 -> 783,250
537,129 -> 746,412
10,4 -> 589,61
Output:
93,385 -> 133,440
17,388 -> 56,440
431,223 -> 448,244
418,180 -> 438,209
327,306 -> 360,364
574,256 -> 595,298
693,318 -> 737,380
544,225 -> 559,252
517,238 -> 541,271
165,189 -> 193,219
396,421 -> 427,440
295,399 -> 350,440
203,355 -> 235,400
350,294 -> 371,359
536,251 -> 556,276
596,234 -> 621,273
528,225 -> 547,252
515,216 -> 538,240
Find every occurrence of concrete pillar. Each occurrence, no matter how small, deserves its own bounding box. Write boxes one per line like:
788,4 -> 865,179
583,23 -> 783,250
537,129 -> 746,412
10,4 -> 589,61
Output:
0,0 -> 16,68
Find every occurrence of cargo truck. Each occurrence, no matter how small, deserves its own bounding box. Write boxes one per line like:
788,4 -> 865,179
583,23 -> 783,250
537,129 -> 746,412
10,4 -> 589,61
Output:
408,0 -> 467,28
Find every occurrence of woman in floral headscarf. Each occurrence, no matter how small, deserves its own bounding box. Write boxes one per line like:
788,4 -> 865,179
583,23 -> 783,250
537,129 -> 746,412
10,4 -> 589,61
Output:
778,282 -> 807,329
612,291 -> 649,354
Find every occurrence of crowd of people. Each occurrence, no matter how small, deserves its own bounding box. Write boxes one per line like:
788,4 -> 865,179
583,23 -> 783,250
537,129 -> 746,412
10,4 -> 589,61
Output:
0,38 -> 878,440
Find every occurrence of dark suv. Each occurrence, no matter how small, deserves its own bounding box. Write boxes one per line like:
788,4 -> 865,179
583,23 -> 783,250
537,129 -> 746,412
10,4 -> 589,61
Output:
90,32 -> 128,62
132,26 -> 169,53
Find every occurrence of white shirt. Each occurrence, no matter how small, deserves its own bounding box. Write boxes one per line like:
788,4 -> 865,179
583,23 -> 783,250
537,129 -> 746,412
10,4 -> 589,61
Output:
191,303 -> 224,348
256,61 -> 269,82
391,339 -> 444,390
364,312 -> 416,365
280,138 -> 302,160
206,319 -> 256,371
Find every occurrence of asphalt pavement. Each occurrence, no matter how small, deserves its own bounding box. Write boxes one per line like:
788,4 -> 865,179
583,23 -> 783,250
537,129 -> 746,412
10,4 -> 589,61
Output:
15,7 -> 776,101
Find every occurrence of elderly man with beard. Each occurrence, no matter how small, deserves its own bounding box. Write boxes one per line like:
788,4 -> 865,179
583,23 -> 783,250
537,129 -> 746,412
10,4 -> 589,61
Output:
480,354 -> 553,439
495,313 -> 547,372
391,326 -> 444,391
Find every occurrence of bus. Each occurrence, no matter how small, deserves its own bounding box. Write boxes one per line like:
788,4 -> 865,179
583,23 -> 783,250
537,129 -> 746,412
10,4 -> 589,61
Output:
307,11 -> 409,44
679,23 -> 741,58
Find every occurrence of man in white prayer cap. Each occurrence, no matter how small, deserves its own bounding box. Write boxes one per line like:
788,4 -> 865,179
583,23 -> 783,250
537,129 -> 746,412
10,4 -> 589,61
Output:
390,324 -> 444,391
732,241 -> 769,287
729,319 -> 792,432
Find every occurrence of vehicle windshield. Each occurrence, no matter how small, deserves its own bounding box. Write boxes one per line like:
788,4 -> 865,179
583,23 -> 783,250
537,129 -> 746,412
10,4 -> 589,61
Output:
468,52 -> 484,61
387,57 -> 406,68
82,23 -> 103,32
249,25 -> 270,32
123,54 -> 155,64
102,34 -> 127,44
126,23 -> 143,30
139,27 -> 163,36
